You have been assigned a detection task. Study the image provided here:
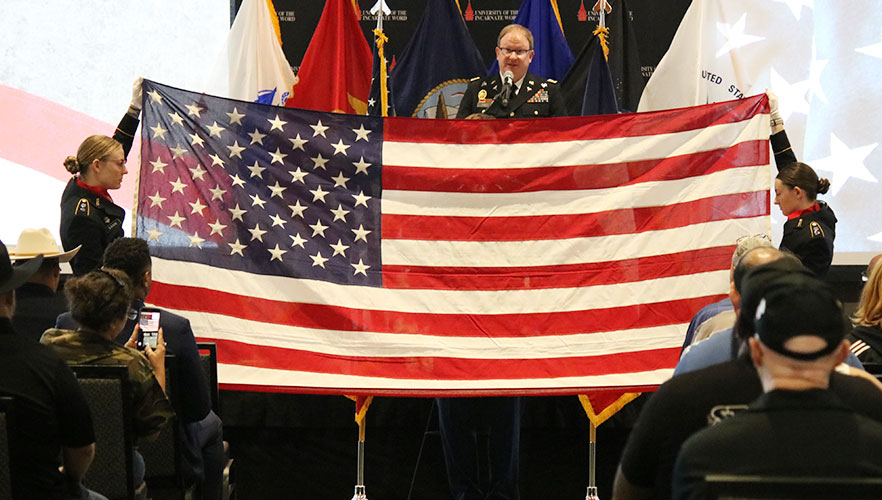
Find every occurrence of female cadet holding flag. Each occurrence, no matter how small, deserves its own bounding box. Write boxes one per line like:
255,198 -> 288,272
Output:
767,91 -> 837,278
60,78 -> 142,276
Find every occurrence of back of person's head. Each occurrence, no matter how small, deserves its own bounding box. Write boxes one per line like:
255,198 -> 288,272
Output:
733,248 -> 802,296
751,270 -> 849,362
776,161 -> 830,201
65,269 -> 132,332
854,255 -> 882,328
63,134 -> 122,176
103,237 -> 151,282
734,256 -> 807,342
731,234 -> 773,271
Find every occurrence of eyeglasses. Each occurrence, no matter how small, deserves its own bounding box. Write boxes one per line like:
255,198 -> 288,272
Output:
498,47 -> 532,57
101,157 -> 126,167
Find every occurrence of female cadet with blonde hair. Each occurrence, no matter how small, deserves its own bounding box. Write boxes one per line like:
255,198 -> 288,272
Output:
60,78 -> 143,275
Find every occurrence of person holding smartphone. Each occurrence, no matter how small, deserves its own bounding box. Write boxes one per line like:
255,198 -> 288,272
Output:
42,268 -> 174,489
56,237 -> 224,500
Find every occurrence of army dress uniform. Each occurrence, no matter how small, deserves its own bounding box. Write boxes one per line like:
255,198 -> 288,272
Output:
456,71 -> 568,119
60,111 -> 138,276
780,202 -> 837,278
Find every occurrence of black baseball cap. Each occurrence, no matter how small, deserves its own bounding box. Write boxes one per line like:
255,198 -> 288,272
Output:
752,271 -> 849,361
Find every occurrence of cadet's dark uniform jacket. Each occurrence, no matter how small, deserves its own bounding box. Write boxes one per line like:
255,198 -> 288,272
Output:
456,71 -> 568,119
60,112 -> 139,276
781,202 -> 836,277
771,130 -> 836,277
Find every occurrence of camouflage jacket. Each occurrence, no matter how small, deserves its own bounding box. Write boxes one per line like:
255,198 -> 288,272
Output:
41,328 -> 174,443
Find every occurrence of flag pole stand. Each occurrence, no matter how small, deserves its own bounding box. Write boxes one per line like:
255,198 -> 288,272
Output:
351,417 -> 368,500
584,420 -> 600,500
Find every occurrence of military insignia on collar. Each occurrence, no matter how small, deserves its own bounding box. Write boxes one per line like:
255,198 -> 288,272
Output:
527,89 -> 549,103
75,198 -> 90,216
810,221 -> 825,238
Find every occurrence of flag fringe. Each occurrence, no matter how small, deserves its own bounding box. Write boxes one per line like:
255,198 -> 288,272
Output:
592,25 -> 610,61
578,392 -> 640,427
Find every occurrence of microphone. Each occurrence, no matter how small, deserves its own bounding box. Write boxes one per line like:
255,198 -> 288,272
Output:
501,70 -> 514,107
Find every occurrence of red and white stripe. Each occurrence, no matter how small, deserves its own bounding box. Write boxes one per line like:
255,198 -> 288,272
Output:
148,95 -> 771,396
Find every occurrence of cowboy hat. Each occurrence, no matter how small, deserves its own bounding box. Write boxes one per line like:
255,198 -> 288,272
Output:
10,228 -> 81,263
0,240 -> 43,294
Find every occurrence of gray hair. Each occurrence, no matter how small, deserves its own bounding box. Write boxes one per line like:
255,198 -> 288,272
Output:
732,235 -> 773,270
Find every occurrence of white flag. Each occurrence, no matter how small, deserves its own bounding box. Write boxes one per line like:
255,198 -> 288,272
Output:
638,0 -> 882,260
206,0 -> 295,106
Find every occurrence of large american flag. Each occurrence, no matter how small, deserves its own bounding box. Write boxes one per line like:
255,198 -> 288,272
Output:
137,80 -> 771,396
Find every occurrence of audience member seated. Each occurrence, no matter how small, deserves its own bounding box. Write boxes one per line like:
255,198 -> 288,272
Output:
675,247 -> 863,375
672,269 -> 882,500
848,254 -> 882,363
57,237 -> 224,499
41,268 -> 174,489
10,228 -> 80,342
0,240 -> 106,500
680,234 -> 773,354
612,259 -> 882,500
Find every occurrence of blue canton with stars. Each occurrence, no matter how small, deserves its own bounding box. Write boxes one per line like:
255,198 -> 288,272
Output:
137,80 -> 382,287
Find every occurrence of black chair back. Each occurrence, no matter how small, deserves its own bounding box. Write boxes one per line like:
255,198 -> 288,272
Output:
197,343 -> 220,415
705,474 -> 882,500
72,365 -> 136,500
0,396 -> 12,500
139,354 -> 178,481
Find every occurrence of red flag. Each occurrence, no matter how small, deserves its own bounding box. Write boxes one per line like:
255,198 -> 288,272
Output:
137,80 -> 771,396
286,0 -> 372,114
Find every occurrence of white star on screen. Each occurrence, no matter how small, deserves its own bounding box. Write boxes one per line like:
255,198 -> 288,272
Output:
808,134 -> 879,196
187,232 -> 205,248
772,0 -> 813,21
189,165 -> 207,181
715,14 -> 765,58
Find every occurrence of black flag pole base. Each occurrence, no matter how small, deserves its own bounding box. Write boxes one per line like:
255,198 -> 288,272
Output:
585,486 -> 600,500
351,485 -> 368,500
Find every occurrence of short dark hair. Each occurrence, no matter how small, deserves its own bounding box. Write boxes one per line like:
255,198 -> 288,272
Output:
65,268 -> 132,332
103,237 -> 151,281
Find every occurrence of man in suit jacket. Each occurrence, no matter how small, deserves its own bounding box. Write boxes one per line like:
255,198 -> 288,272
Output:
456,24 -> 568,119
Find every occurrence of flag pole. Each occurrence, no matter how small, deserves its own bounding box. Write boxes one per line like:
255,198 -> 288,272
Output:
348,394 -> 373,500
352,416 -> 368,500
586,421 -> 599,500
578,392 -> 641,500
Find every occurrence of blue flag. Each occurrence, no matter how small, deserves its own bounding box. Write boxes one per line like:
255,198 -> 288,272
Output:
389,0 -> 485,118
489,0 -> 574,82
560,32 -> 618,116
368,28 -> 395,117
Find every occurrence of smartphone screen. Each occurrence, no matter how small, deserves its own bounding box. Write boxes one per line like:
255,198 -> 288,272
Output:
138,308 -> 161,349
